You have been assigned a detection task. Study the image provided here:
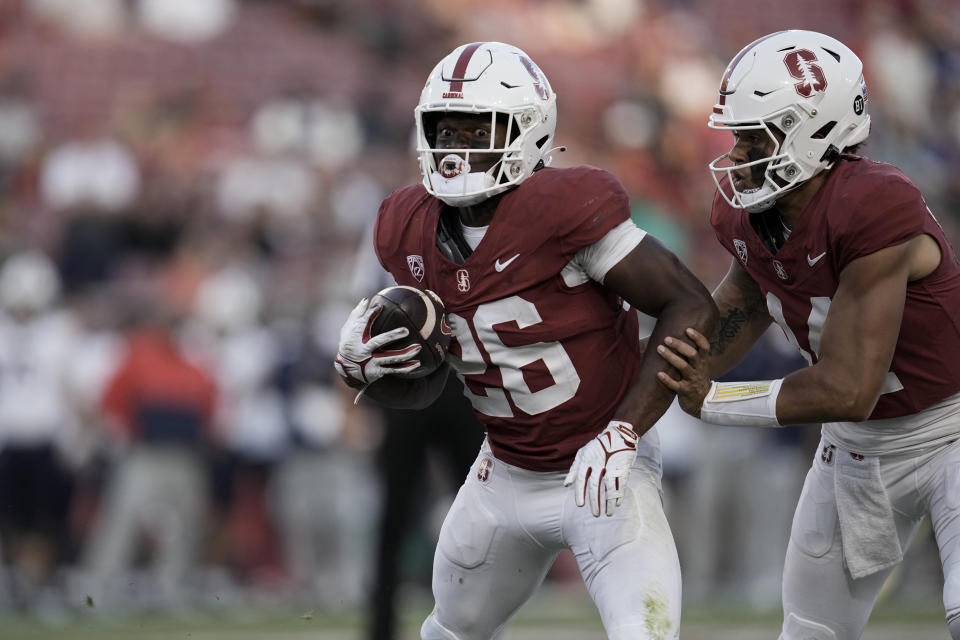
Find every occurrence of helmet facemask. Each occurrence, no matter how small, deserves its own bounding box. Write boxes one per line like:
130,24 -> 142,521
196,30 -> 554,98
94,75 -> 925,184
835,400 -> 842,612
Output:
709,109 -> 808,213
416,104 -> 551,207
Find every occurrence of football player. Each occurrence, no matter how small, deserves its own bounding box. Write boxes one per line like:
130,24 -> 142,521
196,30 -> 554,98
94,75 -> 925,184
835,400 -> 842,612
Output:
656,30 -> 960,640
335,42 -> 717,640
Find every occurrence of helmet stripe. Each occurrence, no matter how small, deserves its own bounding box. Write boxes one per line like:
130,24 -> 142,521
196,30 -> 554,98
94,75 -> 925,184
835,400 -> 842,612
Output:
448,42 -> 484,94
714,31 -> 785,114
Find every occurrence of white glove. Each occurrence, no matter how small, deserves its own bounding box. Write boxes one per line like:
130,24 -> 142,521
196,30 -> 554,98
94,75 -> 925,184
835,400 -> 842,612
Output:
563,421 -> 639,517
334,297 -> 421,388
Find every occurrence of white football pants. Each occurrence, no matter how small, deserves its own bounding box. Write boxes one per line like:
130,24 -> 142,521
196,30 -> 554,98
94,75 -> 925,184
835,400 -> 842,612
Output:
420,430 -> 681,640
781,436 -> 960,640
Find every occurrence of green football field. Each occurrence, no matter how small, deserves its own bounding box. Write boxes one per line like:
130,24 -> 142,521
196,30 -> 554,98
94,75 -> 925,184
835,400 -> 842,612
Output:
0,586 -> 949,640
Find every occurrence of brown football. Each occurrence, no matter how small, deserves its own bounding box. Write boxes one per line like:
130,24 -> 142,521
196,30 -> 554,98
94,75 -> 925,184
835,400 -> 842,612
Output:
369,286 -> 451,378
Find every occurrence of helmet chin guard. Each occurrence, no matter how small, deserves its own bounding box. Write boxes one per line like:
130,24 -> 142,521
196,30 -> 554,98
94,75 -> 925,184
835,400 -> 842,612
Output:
416,42 -> 558,207
708,30 -> 871,211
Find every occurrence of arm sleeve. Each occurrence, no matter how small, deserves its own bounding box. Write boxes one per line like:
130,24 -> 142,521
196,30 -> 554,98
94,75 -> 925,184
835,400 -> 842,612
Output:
574,219 -> 647,284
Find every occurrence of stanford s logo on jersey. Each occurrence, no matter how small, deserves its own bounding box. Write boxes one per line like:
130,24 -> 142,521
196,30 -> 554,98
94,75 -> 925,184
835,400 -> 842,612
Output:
773,259 -> 789,280
783,49 -> 827,98
456,269 -> 470,292
407,255 -> 424,282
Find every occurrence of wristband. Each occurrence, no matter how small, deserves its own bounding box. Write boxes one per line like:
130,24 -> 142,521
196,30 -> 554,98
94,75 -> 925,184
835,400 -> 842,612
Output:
699,378 -> 783,427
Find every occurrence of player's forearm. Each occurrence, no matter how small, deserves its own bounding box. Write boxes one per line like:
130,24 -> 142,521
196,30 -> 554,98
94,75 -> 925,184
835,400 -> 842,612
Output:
776,361 -> 885,424
708,281 -> 772,377
618,297 -> 718,435
698,356 -> 887,428
361,365 -> 451,410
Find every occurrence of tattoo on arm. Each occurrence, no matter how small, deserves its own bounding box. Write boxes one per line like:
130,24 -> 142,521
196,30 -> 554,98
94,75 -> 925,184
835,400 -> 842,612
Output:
712,290 -> 766,356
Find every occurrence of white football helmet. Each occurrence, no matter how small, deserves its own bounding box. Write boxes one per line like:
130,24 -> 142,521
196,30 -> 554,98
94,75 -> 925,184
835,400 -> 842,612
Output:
416,42 -> 559,207
708,30 -> 871,212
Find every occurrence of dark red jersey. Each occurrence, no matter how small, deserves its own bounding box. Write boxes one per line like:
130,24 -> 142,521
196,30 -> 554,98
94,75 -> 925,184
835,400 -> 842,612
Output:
374,166 -> 641,471
712,156 -> 960,419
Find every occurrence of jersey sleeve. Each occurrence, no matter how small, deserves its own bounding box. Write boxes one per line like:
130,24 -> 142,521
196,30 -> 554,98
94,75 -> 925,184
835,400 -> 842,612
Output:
575,220 -> 647,284
372,185 -> 424,281
372,194 -> 399,273
553,167 -> 632,254
832,169 -> 928,269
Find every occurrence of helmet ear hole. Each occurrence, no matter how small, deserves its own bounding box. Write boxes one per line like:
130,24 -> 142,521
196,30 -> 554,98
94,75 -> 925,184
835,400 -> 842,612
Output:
535,135 -> 549,149
812,121 -> 837,139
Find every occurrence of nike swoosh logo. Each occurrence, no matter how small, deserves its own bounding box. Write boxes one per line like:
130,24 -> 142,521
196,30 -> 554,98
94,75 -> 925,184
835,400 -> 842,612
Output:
807,251 -> 827,267
495,254 -> 520,272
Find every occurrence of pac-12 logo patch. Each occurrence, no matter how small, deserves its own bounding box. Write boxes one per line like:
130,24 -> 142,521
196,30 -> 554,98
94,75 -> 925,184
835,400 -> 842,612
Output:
733,239 -> 748,266
407,255 -> 424,282
456,268 -> 470,292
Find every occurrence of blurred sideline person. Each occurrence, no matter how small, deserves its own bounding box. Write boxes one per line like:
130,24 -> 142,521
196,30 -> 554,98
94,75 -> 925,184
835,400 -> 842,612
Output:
349,222 -> 484,640
657,30 -> 960,640
367,378 -> 483,640
186,266 -> 287,586
0,252 -> 80,611
82,290 -> 217,610
335,42 -> 717,640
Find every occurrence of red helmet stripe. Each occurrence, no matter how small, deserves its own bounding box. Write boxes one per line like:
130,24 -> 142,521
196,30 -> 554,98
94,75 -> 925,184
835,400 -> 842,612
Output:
448,42 -> 484,94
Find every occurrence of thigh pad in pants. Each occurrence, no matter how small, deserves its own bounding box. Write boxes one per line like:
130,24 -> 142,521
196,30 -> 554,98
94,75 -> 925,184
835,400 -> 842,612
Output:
437,483 -> 499,570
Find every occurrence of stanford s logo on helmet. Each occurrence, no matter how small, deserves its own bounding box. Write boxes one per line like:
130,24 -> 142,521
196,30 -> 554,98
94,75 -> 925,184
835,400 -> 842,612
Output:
783,49 -> 827,98
708,30 -> 871,213
415,42 -> 559,207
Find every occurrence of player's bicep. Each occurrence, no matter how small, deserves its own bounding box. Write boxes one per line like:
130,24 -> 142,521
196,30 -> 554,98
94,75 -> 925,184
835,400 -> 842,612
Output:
604,235 -> 709,318
575,220 -> 645,284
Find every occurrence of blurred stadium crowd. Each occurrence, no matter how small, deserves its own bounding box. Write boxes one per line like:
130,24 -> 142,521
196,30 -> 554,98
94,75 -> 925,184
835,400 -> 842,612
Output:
0,0 -> 957,627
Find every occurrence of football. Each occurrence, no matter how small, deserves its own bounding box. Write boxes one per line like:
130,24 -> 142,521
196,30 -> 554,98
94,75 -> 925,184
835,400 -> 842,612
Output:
369,285 -> 451,378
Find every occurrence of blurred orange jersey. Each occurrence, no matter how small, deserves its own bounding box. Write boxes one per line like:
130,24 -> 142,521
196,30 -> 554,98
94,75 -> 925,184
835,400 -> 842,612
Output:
102,330 -> 217,443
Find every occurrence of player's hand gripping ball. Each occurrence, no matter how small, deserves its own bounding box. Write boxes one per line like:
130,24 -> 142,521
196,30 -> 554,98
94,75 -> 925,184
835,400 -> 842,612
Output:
369,286 -> 452,378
